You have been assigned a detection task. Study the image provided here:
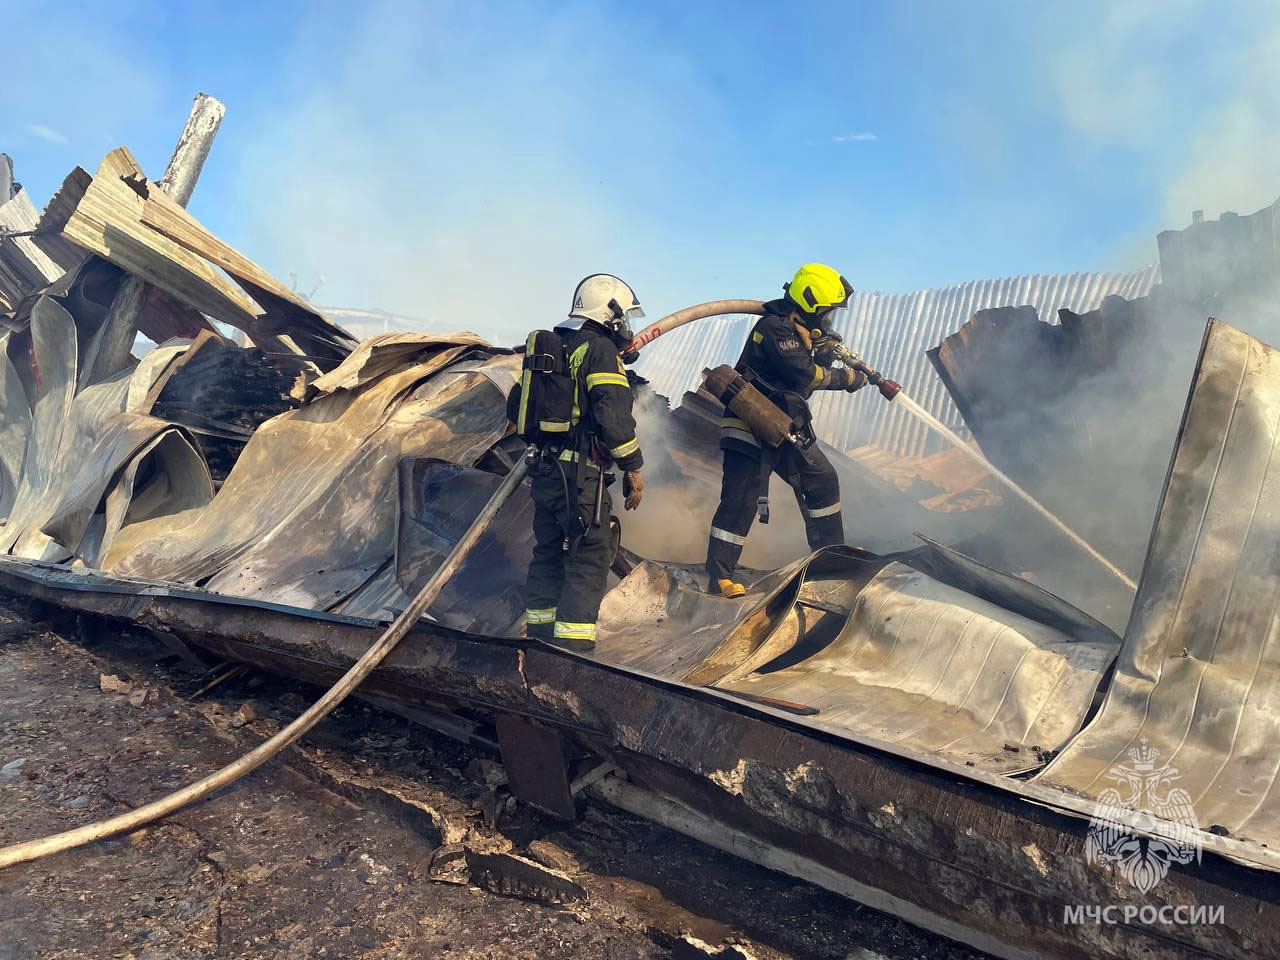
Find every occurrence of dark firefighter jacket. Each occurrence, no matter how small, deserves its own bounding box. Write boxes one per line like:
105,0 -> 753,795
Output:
722,298 -> 853,457
507,323 -> 644,472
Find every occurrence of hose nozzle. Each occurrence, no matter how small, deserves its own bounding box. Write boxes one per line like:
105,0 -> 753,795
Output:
845,348 -> 901,402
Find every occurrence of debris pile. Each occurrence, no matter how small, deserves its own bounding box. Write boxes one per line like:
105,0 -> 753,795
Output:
1,102 -> 1280,960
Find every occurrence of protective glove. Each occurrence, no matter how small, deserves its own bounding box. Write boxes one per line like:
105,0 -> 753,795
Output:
844,368 -> 869,393
811,329 -> 844,366
623,469 -> 644,511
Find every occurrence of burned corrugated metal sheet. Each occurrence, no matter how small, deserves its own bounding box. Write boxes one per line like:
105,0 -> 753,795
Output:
1036,319 -> 1280,849
926,200 -> 1280,611
721,561 -> 1115,772
1157,198 -> 1280,302
637,266 -> 1158,458
147,332 -> 301,483
0,298 -> 212,563
114,335 -> 509,610
0,155 -> 81,315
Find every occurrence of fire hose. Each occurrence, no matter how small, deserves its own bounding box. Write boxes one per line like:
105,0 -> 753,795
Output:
0,456 -> 530,870
625,300 -> 901,401
628,300 -> 1133,589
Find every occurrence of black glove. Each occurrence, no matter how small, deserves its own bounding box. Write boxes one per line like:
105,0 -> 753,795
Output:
811,331 -> 843,366
814,345 -> 842,366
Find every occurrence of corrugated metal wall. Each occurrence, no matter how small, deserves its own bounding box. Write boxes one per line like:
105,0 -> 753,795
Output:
636,265 -> 1159,457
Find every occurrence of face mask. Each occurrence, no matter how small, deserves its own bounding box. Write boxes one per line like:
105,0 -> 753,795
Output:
611,321 -> 634,346
608,303 -> 644,346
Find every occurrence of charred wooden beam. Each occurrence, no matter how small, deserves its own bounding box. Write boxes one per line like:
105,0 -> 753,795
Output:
89,93 -> 225,382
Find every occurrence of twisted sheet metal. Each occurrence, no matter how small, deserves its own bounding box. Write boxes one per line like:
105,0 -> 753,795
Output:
1036,319 -> 1280,849
394,461 -> 1119,774
115,338 -> 507,610
637,266 -> 1159,457
721,562 -> 1116,772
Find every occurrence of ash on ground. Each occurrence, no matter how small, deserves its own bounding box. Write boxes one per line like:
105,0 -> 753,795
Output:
0,601 -> 987,960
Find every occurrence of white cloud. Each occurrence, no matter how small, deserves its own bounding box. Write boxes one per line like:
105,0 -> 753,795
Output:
26,123 -> 68,145
832,131 -> 877,142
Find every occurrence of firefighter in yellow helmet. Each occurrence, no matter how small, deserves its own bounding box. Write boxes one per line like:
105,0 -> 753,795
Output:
705,264 -> 866,597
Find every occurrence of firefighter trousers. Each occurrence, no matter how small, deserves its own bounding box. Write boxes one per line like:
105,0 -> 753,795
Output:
705,446 -> 843,585
524,458 -> 614,645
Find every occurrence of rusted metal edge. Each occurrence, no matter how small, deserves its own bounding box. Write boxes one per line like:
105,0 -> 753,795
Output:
0,556 -> 1275,960
0,553 -> 1273,875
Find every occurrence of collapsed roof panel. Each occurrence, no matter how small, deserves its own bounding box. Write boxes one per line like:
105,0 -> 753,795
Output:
1036,319 -> 1280,849
113,337 -> 505,608
148,332 -> 301,483
720,560 -> 1116,772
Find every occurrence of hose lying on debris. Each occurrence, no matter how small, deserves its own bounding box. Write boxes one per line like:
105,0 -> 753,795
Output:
0,458 -> 530,871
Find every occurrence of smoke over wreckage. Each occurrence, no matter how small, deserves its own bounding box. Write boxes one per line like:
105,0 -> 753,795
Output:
1,99 -> 1280,960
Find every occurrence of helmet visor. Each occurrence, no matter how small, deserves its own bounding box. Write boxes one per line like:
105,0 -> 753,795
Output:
607,299 -> 645,339
813,276 -> 853,321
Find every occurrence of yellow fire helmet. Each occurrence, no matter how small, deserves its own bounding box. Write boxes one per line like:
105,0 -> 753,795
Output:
784,263 -> 854,318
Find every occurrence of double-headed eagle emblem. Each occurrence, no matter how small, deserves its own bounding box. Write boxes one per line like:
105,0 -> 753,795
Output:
1085,739 -> 1201,894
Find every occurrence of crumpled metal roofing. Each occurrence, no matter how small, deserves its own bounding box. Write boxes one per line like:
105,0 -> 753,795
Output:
637,266 -> 1159,458
115,335 -> 509,610
1036,319 -> 1280,850
0,295 -> 210,564
2,185 -> 1273,862
721,560 -> 1116,772
395,462 -> 1119,773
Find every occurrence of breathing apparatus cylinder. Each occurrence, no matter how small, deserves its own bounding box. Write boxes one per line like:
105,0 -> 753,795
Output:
702,365 -> 795,447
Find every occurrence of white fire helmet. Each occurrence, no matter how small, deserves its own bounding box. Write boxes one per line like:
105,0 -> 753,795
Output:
558,274 -> 645,340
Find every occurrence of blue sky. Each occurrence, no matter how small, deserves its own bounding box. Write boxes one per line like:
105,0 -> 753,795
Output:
4,1 -> 1278,341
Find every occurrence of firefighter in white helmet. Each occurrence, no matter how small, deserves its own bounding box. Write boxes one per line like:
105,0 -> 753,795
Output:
509,274 -> 645,651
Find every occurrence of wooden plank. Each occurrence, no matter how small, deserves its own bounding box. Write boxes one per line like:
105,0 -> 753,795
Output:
23,168 -> 88,276
57,147 -> 261,331
140,190 -> 315,320
0,188 -> 66,289
140,191 -> 356,360
90,94 -> 228,381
